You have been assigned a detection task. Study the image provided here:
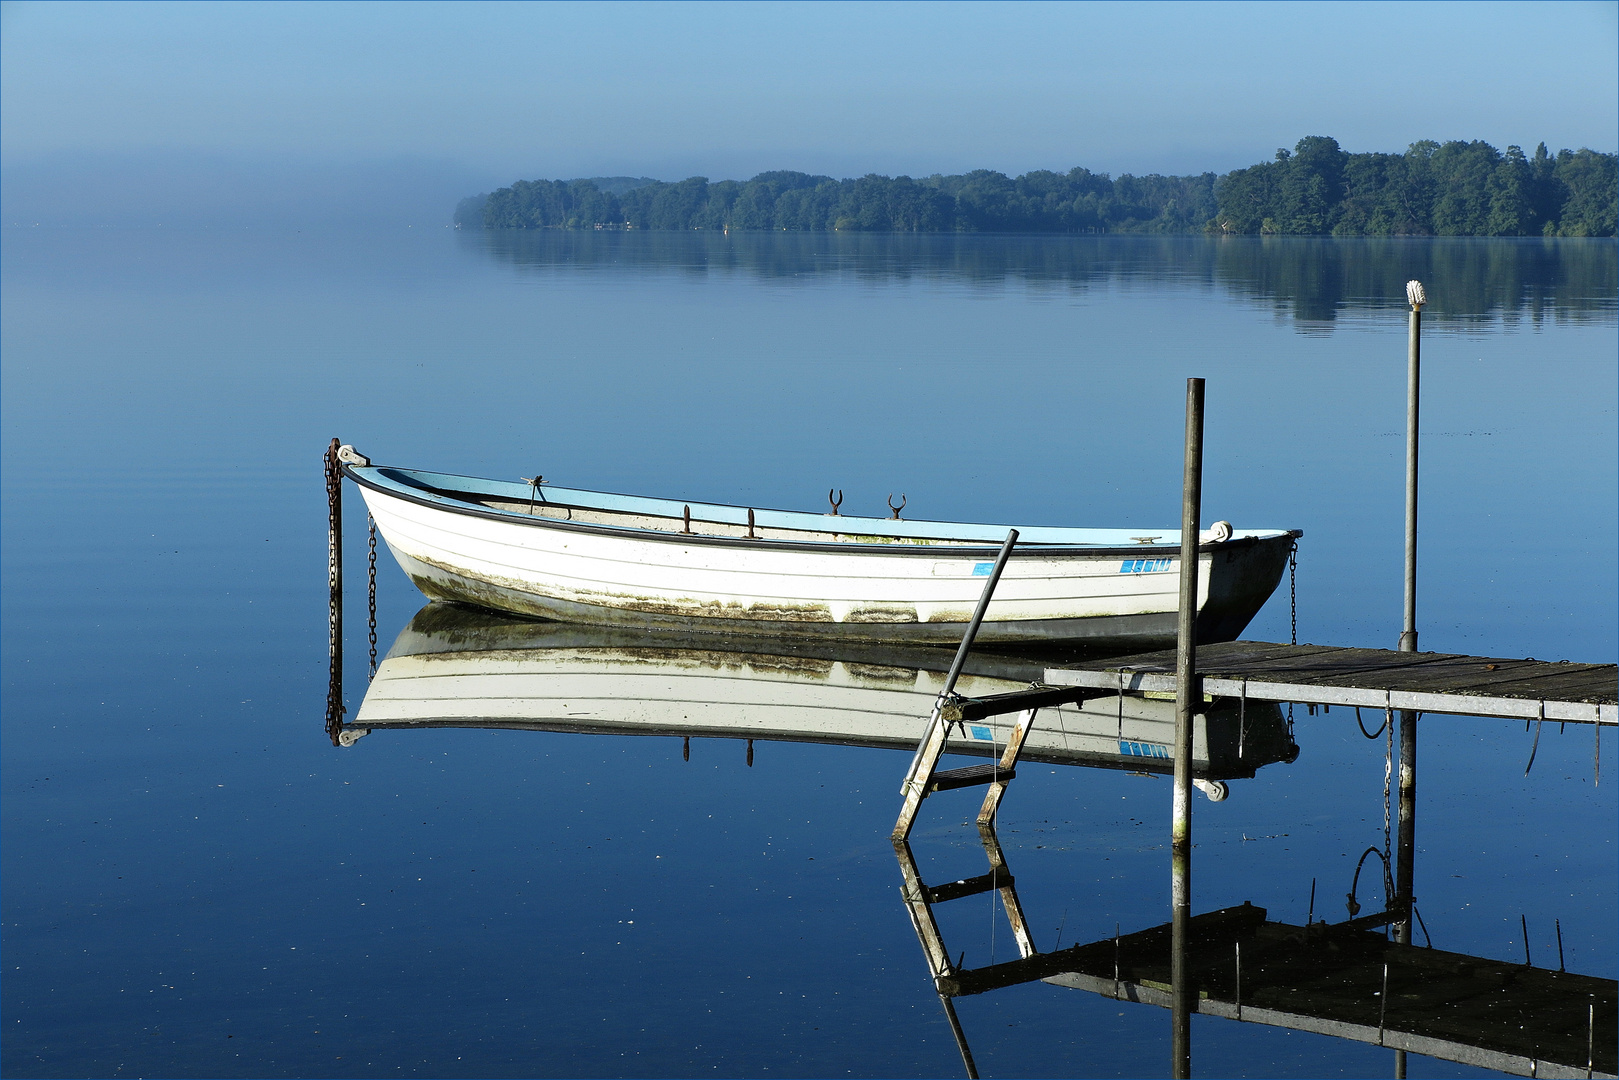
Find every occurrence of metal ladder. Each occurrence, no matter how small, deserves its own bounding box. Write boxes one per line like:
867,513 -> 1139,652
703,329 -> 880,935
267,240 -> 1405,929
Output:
892,528 -> 1088,841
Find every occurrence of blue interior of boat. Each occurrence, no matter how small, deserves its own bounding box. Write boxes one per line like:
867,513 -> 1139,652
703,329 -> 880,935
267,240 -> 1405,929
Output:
359,466 -> 1289,549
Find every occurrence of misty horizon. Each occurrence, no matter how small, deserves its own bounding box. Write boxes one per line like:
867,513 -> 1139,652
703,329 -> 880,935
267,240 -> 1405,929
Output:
5,3 -> 1612,229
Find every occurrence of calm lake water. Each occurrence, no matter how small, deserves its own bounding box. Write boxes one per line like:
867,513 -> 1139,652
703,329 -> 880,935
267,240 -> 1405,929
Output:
2,229 -> 1614,1078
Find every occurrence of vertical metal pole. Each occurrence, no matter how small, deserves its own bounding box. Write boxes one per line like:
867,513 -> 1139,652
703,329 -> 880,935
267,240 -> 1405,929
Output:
942,529 -> 1020,697
1172,378 -> 1203,1080
1394,285 -> 1424,1080
1402,281 -> 1423,654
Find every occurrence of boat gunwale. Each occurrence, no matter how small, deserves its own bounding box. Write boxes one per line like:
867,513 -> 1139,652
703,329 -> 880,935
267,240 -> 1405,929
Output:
346,464 -> 1301,560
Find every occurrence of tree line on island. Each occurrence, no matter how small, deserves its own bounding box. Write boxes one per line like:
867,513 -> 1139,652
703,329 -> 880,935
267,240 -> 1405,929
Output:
457,136 -> 1617,237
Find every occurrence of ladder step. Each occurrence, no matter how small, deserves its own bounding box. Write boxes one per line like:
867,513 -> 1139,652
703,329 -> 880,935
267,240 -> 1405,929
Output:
927,763 -> 1014,792
942,685 -> 1089,723
927,871 -> 1015,904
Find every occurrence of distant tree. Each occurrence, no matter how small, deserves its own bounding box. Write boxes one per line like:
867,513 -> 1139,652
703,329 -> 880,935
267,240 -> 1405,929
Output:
1277,136 -> 1349,233
1428,141 -> 1500,235
954,170 -> 1026,231
1553,148 -> 1619,236
644,177 -> 711,229
1212,159 -> 1281,234
1485,146 -> 1533,236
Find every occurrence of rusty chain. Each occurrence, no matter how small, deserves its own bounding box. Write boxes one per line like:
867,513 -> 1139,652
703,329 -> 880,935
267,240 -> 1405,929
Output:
368,514 -> 378,678
324,439 -> 345,745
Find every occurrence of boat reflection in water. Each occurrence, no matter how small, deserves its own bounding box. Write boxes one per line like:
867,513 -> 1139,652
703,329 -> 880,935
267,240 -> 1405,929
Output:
339,603 -> 1296,793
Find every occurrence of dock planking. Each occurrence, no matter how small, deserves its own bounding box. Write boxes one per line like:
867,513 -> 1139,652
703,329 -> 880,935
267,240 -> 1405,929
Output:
1045,641 -> 1616,725
1035,904 -> 1617,1080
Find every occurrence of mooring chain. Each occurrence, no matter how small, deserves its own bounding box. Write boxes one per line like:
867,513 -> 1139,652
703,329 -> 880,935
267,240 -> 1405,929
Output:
325,439 -> 342,598
367,514 -> 378,678
1286,542 -> 1298,734
1382,711 -> 1393,865
1288,541 -> 1298,647
324,439 -> 345,745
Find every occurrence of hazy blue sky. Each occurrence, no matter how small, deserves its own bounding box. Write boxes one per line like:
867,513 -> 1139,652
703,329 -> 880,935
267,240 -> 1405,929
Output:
3,0 -> 1615,224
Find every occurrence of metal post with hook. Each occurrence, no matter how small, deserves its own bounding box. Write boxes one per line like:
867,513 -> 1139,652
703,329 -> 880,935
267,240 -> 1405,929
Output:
1172,378 -> 1204,1080
1394,284 -> 1425,1080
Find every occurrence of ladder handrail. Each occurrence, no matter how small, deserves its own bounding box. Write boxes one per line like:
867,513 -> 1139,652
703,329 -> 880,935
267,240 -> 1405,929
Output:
899,530 -> 1018,787
894,529 -> 1019,841
940,528 -> 1020,700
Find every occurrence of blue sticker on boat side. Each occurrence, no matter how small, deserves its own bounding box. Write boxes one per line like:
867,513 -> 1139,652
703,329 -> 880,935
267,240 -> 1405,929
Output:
970,725 -> 993,741
1119,740 -> 1170,758
1119,558 -> 1174,574
972,562 -> 994,576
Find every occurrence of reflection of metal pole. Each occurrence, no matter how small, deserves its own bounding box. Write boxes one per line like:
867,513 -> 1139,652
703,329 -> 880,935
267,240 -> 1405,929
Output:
1396,714 -> 1416,923
1173,379 -> 1204,1080
939,996 -> 980,1080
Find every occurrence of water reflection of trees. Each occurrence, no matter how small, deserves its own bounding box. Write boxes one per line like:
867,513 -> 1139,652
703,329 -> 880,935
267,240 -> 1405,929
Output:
466,230 -> 1616,330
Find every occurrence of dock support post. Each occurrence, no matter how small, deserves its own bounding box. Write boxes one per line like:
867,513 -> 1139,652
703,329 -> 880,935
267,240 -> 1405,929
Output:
1172,378 -> 1204,1080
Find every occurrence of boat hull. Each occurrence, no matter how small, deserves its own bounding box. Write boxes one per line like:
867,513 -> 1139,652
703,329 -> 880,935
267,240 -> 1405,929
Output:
350,465 -> 1295,646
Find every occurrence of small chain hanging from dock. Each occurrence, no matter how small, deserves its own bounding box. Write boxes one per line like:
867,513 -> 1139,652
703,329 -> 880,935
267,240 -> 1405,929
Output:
367,514 -> 378,679
324,439 -> 345,746
1288,541 -> 1298,647
1287,542 -> 1298,734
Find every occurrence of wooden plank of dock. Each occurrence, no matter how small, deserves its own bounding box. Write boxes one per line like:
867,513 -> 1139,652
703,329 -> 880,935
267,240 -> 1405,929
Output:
1034,904 -> 1617,1079
1045,642 -> 1617,725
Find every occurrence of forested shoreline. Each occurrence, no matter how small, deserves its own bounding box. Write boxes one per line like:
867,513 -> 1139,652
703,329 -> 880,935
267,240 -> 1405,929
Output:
458,136 -> 1617,237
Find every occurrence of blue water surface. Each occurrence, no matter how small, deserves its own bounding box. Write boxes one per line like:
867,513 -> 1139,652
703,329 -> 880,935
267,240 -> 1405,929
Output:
2,229 -> 1614,1078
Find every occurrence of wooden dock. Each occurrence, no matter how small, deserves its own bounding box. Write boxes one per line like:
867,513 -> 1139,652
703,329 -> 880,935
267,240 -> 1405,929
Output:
1031,904 -> 1617,1080
1044,641 -> 1617,726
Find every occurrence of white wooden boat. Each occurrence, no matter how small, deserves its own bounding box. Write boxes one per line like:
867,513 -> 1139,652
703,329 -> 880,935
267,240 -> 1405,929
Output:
340,446 -> 1300,646
343,604 -> 1298,785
